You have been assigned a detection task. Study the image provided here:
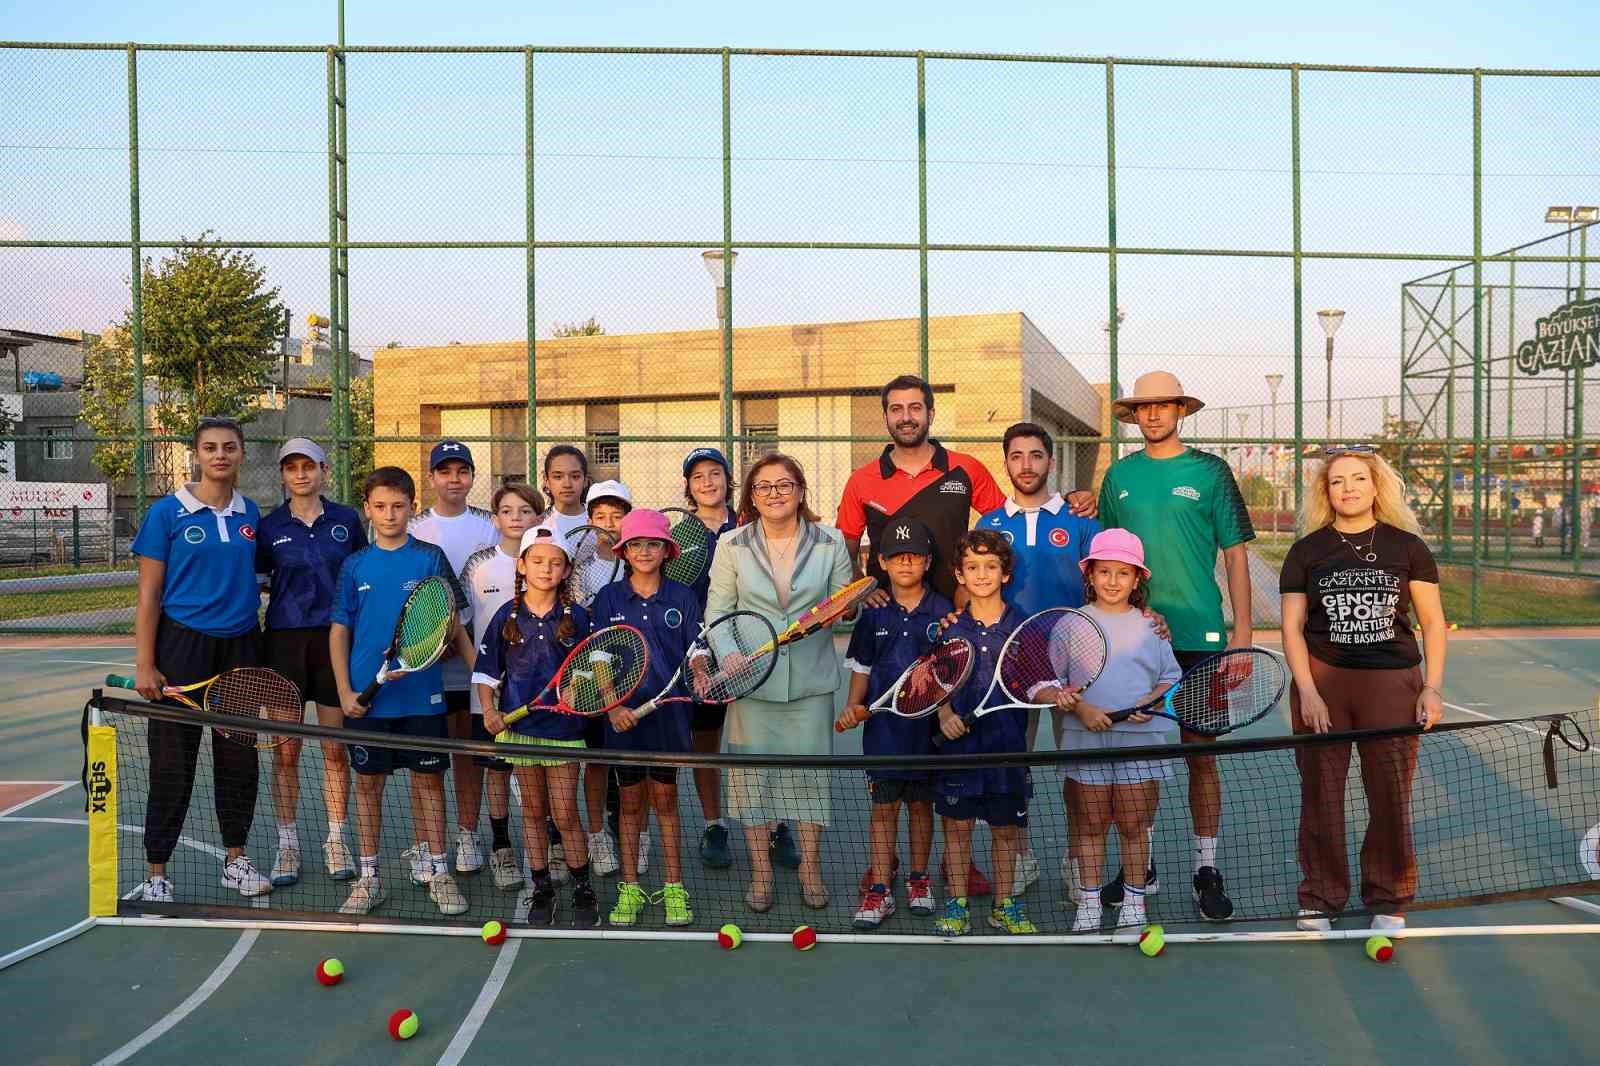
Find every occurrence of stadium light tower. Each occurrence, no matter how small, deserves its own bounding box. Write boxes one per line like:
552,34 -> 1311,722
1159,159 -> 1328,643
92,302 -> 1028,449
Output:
1317,309 -> 1345,442
702,249 -> 738,463
1265,373 -> 1283,534
701,249 -> 737,326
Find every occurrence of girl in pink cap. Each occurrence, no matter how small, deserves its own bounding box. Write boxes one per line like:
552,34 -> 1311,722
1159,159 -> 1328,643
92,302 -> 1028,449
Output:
1055,528 -> 1182,932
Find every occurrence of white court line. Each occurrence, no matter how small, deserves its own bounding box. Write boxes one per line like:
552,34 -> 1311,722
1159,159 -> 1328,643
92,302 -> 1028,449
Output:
42,659 -> 134,668
0,916 -> 97,972
2,816 -> 230,860
92,929 -> 258,1066
0,781 -> 75,817
439,896 -> 529,1066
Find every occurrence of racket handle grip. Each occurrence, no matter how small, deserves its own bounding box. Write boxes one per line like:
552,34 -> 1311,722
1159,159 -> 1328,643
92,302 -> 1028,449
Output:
834,707 -> 867,733
501,705 -> 529,728
355,679 -> 380,708
105,674 -> 137,690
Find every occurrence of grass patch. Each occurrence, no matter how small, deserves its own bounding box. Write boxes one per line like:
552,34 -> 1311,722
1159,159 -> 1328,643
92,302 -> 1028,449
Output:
0,562 -> 135,580
1443,580 -> 1600,626
0,585 -> 139,623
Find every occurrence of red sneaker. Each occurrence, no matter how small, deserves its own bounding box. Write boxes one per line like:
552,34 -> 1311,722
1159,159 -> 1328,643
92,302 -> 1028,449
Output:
859,856 -> 902,894
941,860 -> 992,898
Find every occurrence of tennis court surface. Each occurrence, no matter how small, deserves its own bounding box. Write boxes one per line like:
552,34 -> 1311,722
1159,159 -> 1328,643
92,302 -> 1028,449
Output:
4,630 -> 1599,1066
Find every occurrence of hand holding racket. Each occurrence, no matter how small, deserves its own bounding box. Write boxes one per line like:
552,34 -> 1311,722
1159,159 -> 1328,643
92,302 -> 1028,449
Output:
660,507 -> 712,588
936,608 -> 1108,744
756,576 -> 877,655
625,610 -> 778,727
356,575 -> 458,712
835,638 -> 976,732
106,667 -> 304,750
499,624 -> 650,726
1080,647 -> 1286,737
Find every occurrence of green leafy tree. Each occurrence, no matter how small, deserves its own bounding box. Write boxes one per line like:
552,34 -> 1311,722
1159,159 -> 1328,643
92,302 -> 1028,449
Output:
1238,472 -> 1276,508
79,330 -> 138,484
348,373 -> 375,488
552,317 -> 605,337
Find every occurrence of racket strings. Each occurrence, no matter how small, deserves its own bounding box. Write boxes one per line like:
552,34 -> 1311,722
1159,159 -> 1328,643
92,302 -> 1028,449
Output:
693,614 -> 777,703
662,511 -> 711,586
892,639 -> 975,717
205,668 -> 304,748
1172,653 -> 1284,733
558,627 -> 649,714
999,610 -> 1108,702
397,578 -> 454,666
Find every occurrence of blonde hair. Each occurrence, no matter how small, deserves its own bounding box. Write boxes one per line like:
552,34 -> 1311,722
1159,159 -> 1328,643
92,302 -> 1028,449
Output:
1301,451 -> 1421,535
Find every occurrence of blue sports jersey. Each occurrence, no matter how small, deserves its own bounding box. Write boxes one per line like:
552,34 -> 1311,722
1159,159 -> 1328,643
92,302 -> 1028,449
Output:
332,536 -> 467,719
589,577 -> 702,754
473,598 -> 592,741
688,510 -> 738,605
977,495 -> 1100,615
844,587 -> 953,777
131,485 -> 263,637
936,603 -> 1032,800
256,497 -> 367,630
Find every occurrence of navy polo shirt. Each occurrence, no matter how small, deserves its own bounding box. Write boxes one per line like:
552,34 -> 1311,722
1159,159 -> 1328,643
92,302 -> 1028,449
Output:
472,599 -> 592,741
131,485 -> 263,637
590,577 -> 702,754
977,494 -> 1101,615
256,497 -> 367,631
844,586 -> 953,776
687,510 -> 739,605
936,603 -> 1033,801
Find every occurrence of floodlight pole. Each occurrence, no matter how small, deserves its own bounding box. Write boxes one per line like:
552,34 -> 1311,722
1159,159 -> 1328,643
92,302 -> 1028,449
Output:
1265,373 -> 1283,534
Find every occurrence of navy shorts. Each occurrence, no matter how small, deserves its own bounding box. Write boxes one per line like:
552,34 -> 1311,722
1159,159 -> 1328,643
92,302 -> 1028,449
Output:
935,791 -> 1028,828
469,714 -> 513,771
868,777 -> 934,806
346,714 -> 449,776
690,701 -> 727,733
443,689 -> 471,716
264,626 -> 338,708
614,764 -> 678,787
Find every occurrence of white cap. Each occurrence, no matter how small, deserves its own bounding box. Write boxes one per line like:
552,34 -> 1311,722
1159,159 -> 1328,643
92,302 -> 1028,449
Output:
584,479 -> 633,508
518,521 -> 571,560
277,437 -> 327,465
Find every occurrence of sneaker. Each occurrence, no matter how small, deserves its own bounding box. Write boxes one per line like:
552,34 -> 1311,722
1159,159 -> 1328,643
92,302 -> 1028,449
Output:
589,831 -> 620,876
1297,909 -> 1333,932
852,883 -> 896,930
572,880 -> 600,928
945,861 -> 992,899
936,896 -> 971,939
1062,853 -> 1084,905
988,896 -> 1038,935
270,846 -> 301,887
1100,864 -> 1160,907
1072,898 -> 1104,933
661,882 -> 693,927
1193,865 -> 1234,921
324,838 -> 356,881
638,830 -> 651,876
526,880 -> 556,926
1117,896 -> 1147,930
1370,913 -> 1406,931
860,856 -> 902,894
403,845 -> 435,886
490,847 -> 523,891
339,876 -> 385,915
456,829 -> 484,874
769,823 -> 801,870
609,881 -> 648,927
1014,849 -> 1040,895
222,855 -> 273,897
549,840 -> 569,884
137,875 -> 174,903
700,823 -> 732,869
429,872 -> 469,916
906,873 -> 935,916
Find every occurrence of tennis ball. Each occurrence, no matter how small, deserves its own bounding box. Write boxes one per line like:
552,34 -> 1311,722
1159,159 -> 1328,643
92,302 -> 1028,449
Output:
1448,623 -> 1459,631
791,925 -> 817,951
717,923 -> 743,950
315,958 -> 344,986
388,1008 -> 420,1040
1138,925 -> 1166,957
1365,935 -> 1395,963
481,919 -> 507,946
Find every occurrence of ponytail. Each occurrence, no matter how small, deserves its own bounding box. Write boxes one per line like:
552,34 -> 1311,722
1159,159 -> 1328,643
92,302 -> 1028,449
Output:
502,570 -> 528,647
556,580 -> 578,644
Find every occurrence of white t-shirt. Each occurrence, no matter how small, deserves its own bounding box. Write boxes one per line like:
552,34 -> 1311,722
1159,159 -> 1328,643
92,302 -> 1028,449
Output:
460,544 -> 517,714
410,505 -> 498,691
541,507 -> 589,541
1063,603 -> 1183,736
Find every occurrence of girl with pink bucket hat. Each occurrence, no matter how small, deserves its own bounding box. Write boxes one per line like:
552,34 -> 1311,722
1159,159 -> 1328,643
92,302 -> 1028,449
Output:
1054,528 -> 1183,933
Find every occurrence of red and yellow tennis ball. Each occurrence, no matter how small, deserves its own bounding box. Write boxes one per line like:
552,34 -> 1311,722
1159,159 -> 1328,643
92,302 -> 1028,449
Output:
481,919 -> 507,946
791,925 -> 817,951
1138,925 -> 1166,957
315,958 -> 344,986
717,923 -> 743,949
1365,935 -> 1395,963
388,1008 -> 420,1040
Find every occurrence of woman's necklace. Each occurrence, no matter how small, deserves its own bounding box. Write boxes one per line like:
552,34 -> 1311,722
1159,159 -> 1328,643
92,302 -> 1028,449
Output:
1336,522 -> 1380,563
764,524 -> 797,567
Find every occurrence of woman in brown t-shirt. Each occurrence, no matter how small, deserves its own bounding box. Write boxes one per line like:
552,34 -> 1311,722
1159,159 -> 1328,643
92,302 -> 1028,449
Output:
1279,446 -> 1447,933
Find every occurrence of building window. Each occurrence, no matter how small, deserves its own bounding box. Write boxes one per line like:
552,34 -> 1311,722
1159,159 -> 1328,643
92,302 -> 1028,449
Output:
592,432 -> 620,467
740,397 -> 779,470
43,425 -> 73,460
586,402 -> 620,480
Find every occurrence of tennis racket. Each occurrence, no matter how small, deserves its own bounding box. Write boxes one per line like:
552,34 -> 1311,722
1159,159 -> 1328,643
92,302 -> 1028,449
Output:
500,624 -> 650,725
631,610 -> 779,721
834,637 -> 976,732
1103,648 -> 1287,737
756,575 -> 877,655
661,507 -> 712,588
105,667 -> 304,750
566,523 -> 622,606
938,608 -> 1109,741
357,575 -> 457,708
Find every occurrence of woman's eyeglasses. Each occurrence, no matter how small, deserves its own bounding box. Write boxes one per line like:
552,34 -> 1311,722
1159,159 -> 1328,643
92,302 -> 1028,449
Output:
751,480 -> 798,498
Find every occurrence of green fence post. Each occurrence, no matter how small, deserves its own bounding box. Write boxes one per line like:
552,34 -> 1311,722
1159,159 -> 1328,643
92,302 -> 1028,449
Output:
1444,272 -> 1456,561
127,44 -> 146,518
73,506 -> 82,567
1470,70 -> 1482,624
1574,224 -> 1587,573
335,33 -> 351,503
1105,59 -> 1119,458
1505,251 -> 1515,565
1290,65 -> 1304,531
721,48 -> 734,463
325,48 -> 342,499
525,47 -> 538,481
917,51 -> 930,382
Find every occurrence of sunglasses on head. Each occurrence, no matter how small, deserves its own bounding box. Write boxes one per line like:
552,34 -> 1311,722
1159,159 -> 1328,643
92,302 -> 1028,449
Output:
1322,443 -> 1377,458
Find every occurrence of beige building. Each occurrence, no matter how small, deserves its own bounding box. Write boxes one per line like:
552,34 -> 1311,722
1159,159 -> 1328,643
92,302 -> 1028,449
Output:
373,312 -> 1104,512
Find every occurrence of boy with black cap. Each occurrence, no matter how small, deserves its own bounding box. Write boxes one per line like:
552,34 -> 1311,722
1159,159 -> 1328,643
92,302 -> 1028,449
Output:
837,518 -> 952,929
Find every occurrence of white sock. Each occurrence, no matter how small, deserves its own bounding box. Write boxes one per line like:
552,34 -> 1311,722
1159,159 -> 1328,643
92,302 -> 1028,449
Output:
431,851 -> 448,876
327,821 -> 346,843
359,855 -> 378,879
277,824 -> 299,850
1194,835 -> 1218,872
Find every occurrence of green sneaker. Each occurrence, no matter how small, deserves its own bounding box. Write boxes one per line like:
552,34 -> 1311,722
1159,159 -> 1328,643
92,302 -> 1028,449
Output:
988,895 -> 1038,935
660,882 -> 694,927
609,882 -> 648,927
936,896 -> 971,939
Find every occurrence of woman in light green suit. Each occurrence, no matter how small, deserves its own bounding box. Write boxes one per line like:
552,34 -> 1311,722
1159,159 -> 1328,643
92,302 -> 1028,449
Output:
707,453 -> 854,912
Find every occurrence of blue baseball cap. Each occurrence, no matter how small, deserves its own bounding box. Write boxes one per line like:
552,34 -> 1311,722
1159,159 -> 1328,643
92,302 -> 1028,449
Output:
429,440 -> 475,471
682,446 -> 731,477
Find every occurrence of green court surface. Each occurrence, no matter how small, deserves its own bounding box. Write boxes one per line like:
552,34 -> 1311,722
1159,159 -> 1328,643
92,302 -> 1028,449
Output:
3,633 -> 1598,1066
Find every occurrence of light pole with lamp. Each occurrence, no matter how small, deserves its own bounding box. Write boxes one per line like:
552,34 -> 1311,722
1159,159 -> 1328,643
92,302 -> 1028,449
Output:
1317,309 -> 1345,442
1265,373 -> 1283,534
702,249 -> 738,468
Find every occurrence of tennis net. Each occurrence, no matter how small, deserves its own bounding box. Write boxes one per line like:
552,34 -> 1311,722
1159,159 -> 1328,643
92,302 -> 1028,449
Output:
84,693 -> 1600,937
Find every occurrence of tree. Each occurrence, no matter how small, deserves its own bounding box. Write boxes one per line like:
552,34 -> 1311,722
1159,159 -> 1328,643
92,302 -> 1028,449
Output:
348,373 -> 375,488
79,330 -> 138,484
1238,473 -> 1276,508
551,317 -> 605,338
132,235 -> 287,439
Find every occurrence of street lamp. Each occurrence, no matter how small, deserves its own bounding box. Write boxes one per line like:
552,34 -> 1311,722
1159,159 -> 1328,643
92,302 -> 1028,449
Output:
701,249 -> 738,466
1317,309 -> 1345,442
1265,373 -> 1283,534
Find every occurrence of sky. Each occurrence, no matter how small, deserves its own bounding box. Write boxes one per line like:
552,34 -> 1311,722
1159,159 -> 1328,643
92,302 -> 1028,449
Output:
2,1 -> 1596,439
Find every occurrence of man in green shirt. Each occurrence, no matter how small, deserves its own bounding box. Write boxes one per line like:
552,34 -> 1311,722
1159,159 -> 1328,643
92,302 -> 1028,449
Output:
1096,370 -> 1255,921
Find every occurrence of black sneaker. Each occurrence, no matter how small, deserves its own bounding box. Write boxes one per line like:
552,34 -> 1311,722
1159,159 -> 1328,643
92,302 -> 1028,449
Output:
527,881 -> 557,927
1193,865 -> 1234,921
1098,865 -> 1160,908
571,881 -> 599,928
769,822 -> 802,870
700,823 -> 732,869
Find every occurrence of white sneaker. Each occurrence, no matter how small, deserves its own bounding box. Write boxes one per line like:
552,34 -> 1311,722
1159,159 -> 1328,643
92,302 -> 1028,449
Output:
222,855 -> 273,897
1014,849 -> 1040,895
324,837 -> 356,881
456,828 -> 484,874
637,830 -> 651,876
340,875 -> 386,915
1117,897 -> 1147,930
430,872 -> 469,916
852,885 -> 896,930
137,876 -> 174,903
1061,853 -> 1084,905
1072,899 -> 1103,933
490,847 -> 523,891
549,841 -> 569,883
1297,909 -> 1333,932
270,846 -> 301,887
1370,913 -> 1406,931
403,845 -> 435,886
589,831 -> 619,876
